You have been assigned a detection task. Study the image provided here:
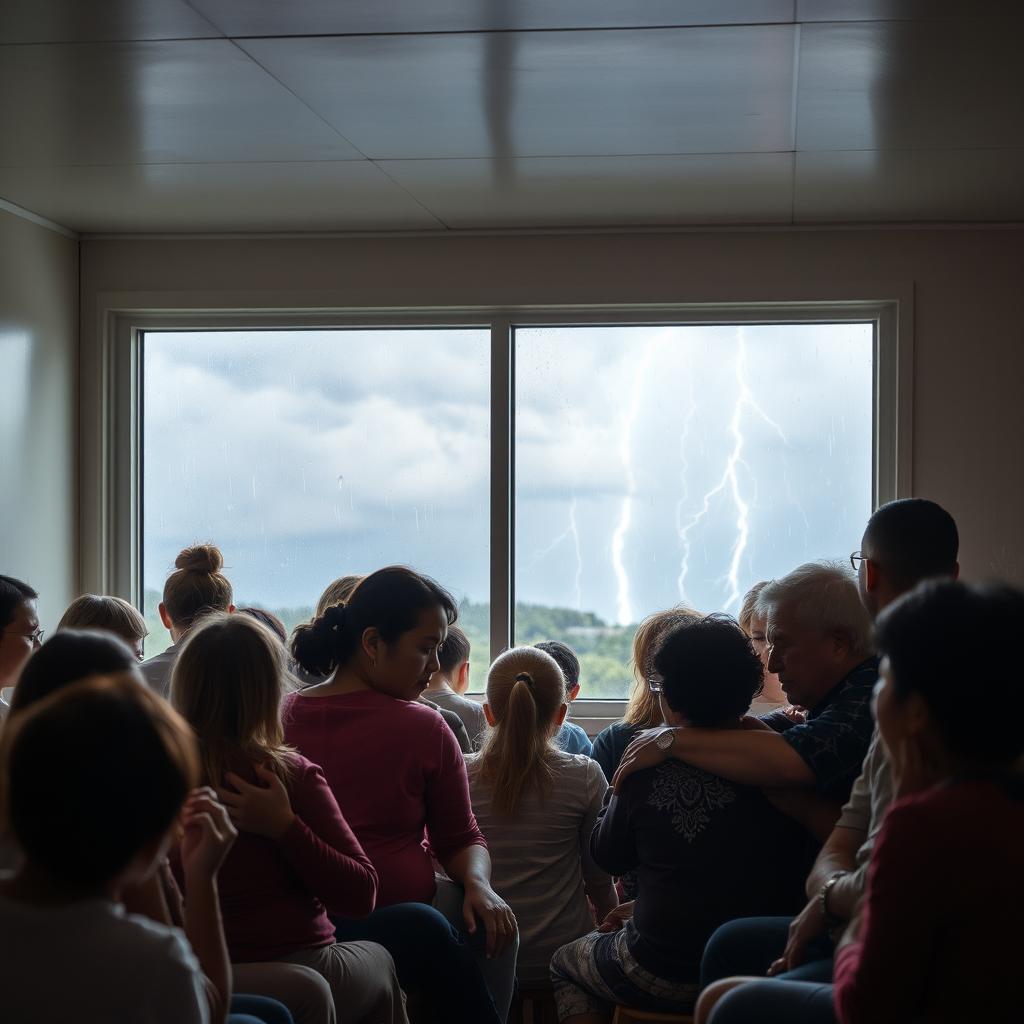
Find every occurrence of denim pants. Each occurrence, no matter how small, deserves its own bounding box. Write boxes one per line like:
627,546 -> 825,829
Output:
229,994 -> 295,1024
709,980 -> 836,1024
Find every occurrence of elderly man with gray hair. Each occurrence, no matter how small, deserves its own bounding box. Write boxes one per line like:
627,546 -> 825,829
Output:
613,561 -> 877,805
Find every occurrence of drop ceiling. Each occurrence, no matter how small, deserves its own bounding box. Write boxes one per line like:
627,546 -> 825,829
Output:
1,1 -> 1021,234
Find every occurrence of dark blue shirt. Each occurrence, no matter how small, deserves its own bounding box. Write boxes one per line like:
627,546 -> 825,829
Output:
761,657 -> 880,803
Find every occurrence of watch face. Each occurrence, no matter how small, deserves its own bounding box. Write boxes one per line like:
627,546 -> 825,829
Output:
657,729 -> 673,751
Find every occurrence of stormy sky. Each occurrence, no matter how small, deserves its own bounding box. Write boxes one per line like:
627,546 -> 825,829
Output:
143,323 -> 873,624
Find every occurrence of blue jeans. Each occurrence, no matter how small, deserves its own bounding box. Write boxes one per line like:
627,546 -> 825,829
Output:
229,994 -> 294,1024
331,901 -> 501,1024
700,917 -> 834,988
710,980 -> 835,1024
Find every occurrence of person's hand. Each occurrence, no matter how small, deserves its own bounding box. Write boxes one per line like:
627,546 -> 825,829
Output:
612,729 -> 672,794
217,765 -> 295,840
767,895 -> 827,976
780,705 -> 806,724
597,901 -> 635,933
179,788 -> 237,884
462,880 -> 518,959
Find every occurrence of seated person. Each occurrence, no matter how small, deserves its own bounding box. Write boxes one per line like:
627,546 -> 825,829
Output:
0,574 -> 41,718
590,606 -> 701,783
287,566 -> 516,1024
57,593 -> 149,659
614,562 -> 876,806
698,580 -> 1024,1024
551,615 -> 814,1023
423,625 -> 487,749
466,646 -> 617,985
535,640 -> 593,756
0,673 -> 226,1023
170,611 -> 407,1024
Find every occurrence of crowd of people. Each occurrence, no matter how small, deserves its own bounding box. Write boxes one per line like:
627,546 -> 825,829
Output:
0,497 -> 1020,1024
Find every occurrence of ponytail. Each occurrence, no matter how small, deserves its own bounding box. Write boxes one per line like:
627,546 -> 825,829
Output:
478,647 -> 566,816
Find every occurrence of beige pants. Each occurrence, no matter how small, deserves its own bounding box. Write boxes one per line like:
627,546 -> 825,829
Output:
233,961 -> 337,1024
282,941 -> 408,1024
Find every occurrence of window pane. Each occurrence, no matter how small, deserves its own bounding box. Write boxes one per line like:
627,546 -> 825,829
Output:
514,323 -> 874,698
142,329 -> 490,686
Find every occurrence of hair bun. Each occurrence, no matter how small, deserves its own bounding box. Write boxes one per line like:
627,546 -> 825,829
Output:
174,543 -> 224,575
323,604 -> 347,631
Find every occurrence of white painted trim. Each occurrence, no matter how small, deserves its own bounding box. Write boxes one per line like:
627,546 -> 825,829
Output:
0,196 -> 78,239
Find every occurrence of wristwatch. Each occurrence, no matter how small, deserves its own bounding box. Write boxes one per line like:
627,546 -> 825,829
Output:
819,871 -> 846,926
655,727 -> 676,753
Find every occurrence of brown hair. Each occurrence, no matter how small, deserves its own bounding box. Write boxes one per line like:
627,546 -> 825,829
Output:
57,594 -> 148,648
623,606 -> 703,727
315,575 -> 364,619
476,646 -> 566,816
738,581 -> 769,635
0,674 -> 198,885
162,543 -> 233,629
171,612 -> 293,787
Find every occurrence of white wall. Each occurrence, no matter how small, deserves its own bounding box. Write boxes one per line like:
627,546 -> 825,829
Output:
80,226 -> 1024,587
0,209 -> 78,628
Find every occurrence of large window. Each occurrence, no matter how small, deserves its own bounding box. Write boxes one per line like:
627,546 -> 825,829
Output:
138,315 -> 878,700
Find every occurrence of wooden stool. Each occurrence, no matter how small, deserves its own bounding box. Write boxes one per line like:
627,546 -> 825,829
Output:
610,1007 -> 694,1024
513,985 -> 558,1024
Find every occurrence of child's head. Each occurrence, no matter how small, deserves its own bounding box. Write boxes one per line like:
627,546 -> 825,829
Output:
0,574 -> 40,689
314,575 -> 365,619
624,606 -> 703,728
533,640 -> 580,701
10,629 -> 139,713
236,606 -> 288,645
435,625 -> 471,692
0,674 -> 198,889
291,565 -> 457,700
57,595 -> 149,660
478,646 -> 567,816
160,543 -> 234,635
171,611 -> 292,785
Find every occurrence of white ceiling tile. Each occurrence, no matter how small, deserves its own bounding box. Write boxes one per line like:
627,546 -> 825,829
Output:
0,0 -> 220,44
380,153 -> 794,228
0,40 -> 362,166
797,21 -> 1024,151
795,149 -> 1024,222
0,161 -> 444,233
192,1 -> 794,37
242,26 -> 797,160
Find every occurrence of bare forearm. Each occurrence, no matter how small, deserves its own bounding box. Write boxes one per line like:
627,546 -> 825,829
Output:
183,878 -> 231,1024
805,826 -> 862,899
670,729 -> 815,788
441,843 -> 491,888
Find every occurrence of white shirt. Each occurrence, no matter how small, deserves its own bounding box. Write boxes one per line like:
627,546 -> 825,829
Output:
0,894 -> 208,1024
139,643 -> 179,700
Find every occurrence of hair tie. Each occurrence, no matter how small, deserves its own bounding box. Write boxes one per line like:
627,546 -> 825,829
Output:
514,672 -> 535,689
324,604 -> 347,633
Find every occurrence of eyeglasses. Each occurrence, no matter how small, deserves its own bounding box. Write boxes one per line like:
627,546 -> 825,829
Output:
23,628 -> 44,645
850,551 -> 866,572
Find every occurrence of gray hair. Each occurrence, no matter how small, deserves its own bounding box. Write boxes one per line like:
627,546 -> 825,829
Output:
756,561 -> 873,659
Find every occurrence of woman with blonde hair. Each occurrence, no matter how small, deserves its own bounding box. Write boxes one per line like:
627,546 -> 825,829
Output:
141,543 -> 235,698
57,594 -> 149,660
171,612 -> 407,1024
467,646 -> 617,986
591,606 -> 702,783
737,582 -> 786,706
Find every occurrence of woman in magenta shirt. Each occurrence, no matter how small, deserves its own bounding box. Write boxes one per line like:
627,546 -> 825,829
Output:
287,566 -> 516,1023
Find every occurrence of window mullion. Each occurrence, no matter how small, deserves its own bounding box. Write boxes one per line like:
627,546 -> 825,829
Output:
490,319 -> 513,659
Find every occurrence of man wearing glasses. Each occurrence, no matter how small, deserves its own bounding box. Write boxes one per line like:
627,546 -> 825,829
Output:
0,574 -> 42,719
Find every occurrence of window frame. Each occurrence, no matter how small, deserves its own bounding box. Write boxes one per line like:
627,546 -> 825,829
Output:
95,301 -> 908,726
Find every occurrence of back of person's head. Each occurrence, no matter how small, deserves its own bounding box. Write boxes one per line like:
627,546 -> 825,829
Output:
479,646 -> 567,816
874,580 -> 1024,766
0,574 -> 38,631
655,614 -> 764,727
0,674 -> 198,886
292,565 -> 457,678
624,606 -> 703,727
534,640 -> 580,693
757,561 -> 873,659
10,629 -> 139,714
314,575 -> 365,619
172,611 -> 292,786
162,543 -> 233,630
57,595 -> 148,657
438,624 -> 471,676
863,499 -> 959,592
237,606 -> 287,645
738,581 -> 769,635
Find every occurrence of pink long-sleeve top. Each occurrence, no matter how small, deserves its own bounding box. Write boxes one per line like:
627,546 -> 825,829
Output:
282,688 -> 487,907
174,753 -> 378,963
833,777 -> 1024,1024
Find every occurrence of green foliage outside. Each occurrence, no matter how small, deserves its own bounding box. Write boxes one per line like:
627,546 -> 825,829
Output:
143,590 -> 637,699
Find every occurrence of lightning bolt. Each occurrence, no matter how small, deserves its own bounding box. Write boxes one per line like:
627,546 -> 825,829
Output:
675,369 -> 698,603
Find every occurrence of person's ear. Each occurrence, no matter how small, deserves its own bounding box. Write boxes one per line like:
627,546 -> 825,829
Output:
902,691 -> 932,738
361,626 -> 382,666
456,660 -> 471,693
483,702 -> 496,728
951,561 -> 960,582
158,602 -> 173,630
865,558 -> 882,593
227,604 -> 236,614
567,682 -> 581,702
555,703 -> 568,730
